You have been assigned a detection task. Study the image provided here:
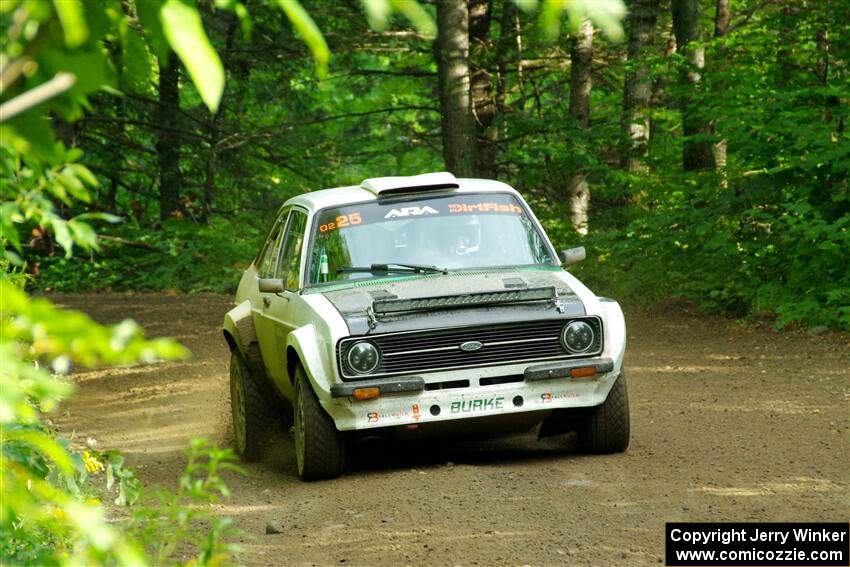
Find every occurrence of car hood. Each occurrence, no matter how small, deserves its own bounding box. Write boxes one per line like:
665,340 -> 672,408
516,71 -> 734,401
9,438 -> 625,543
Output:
318,269 -> 586,335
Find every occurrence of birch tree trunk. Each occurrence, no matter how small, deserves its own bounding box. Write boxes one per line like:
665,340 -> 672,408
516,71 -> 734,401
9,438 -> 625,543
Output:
567,19 -> 594,236
712,0 -> 730,176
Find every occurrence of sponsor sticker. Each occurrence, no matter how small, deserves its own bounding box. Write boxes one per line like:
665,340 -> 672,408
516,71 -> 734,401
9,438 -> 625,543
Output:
319,212 -> 362,233
539,392 -> 580,404
384,206 -> 439,218
448,202 -> 522,214
450,397 -> 505,414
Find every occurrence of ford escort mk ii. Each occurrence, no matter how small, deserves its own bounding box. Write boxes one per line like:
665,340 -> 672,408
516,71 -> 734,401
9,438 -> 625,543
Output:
223,172 -> 629,480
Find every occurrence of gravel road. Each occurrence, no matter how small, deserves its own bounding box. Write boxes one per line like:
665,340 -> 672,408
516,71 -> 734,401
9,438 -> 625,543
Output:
52,293 -> 850,567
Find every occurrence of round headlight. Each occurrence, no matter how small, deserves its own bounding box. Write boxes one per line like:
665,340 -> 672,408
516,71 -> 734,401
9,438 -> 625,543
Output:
562,320 -> 595,353
346,341 -> 380,374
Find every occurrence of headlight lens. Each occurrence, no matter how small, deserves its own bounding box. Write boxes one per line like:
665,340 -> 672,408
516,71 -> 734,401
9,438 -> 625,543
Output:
346,341 -> 380,374
562,320 -> 595,353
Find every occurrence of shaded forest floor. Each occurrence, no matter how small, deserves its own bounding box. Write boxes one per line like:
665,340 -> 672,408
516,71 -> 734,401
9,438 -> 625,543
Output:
52,293 -> 849,567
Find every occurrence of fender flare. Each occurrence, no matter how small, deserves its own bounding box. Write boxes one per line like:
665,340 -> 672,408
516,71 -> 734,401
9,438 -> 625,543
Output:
286,323 -> 335,401
222,300 -> 264,374
599,298 -> 627,371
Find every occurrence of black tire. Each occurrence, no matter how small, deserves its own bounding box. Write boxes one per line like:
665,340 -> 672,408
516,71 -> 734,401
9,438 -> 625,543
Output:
293,364 -> 347,481
230,351 -> 276,462
579,371 -> 630,454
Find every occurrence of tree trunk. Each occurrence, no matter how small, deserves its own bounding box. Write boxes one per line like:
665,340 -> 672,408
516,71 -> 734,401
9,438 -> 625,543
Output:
621,0 -> 658,173
714,0 -> 730,37
567,19 -> 594,236
495,0 -> 517,146
672,0 -> 716,171
469,0 -> 497,179
157,51 -> 182,221
436,0 -> 476,177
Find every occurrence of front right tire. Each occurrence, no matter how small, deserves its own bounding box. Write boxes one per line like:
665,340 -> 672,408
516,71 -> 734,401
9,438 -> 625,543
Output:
293,364 -> 347,481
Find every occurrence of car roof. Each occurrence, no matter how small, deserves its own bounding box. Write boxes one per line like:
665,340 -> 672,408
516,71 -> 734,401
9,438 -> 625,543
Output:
282,174 -> 521,214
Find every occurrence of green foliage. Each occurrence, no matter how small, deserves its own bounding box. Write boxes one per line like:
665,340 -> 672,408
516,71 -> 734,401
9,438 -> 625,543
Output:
128,439 -> 245,565
159,0 -> 226,110
34,216 -> 262,292
0,276 -> 188,565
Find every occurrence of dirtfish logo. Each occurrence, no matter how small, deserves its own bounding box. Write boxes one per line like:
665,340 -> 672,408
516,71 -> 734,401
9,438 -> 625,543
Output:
384,206 -> 439,218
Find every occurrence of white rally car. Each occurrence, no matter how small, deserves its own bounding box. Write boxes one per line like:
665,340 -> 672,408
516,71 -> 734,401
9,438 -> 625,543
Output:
223,172 -> 628,480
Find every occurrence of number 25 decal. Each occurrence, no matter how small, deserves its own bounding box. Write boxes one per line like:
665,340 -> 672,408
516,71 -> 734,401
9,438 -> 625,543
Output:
320,212 -> 362,232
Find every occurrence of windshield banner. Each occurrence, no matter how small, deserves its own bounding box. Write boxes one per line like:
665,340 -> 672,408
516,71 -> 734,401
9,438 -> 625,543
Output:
316,193 -> 525,233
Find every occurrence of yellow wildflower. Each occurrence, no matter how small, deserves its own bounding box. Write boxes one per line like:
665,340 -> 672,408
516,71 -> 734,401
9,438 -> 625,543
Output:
83,450 -> 105,474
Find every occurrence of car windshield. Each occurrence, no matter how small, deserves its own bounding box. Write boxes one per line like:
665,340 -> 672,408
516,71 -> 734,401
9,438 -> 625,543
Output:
306,192 -> 556,285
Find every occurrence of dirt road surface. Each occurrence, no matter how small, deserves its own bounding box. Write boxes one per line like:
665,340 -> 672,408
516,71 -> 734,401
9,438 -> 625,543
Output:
52,293 -> 849,567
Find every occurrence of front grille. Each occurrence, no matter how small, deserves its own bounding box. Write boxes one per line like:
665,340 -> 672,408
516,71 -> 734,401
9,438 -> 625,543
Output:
337,317 -> 602,380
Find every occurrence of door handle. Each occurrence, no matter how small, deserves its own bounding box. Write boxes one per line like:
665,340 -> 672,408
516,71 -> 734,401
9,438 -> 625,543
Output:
262,297 -> 271,307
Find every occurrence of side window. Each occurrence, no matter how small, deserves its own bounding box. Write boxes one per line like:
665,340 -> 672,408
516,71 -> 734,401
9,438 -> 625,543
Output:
275,210 -> 308,291
257,215 -> 288,278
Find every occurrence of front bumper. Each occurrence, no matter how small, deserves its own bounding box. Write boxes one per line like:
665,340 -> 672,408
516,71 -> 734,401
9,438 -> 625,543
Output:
323,358 -> 619,431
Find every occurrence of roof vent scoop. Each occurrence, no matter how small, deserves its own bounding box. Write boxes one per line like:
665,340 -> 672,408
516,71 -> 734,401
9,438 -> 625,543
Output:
360,172 -> 459,196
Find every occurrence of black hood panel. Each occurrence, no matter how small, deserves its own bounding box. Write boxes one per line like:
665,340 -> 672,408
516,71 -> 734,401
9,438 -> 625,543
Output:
321,270 -> 585,335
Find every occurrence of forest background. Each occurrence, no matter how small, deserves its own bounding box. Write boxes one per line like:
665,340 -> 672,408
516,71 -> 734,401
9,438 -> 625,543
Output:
7,0 -> 849,330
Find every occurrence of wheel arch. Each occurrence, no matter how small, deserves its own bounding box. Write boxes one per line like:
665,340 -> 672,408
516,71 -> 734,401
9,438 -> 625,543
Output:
286,323 -> 334,397
223,300 -> 256,355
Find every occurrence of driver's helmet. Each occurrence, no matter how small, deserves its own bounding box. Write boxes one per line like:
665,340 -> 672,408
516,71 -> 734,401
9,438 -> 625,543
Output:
449,215 -> 481,256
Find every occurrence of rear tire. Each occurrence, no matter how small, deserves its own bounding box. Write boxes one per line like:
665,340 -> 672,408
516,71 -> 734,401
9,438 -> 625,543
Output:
579,371 -> 630,453
230,351 -> 275,462
294,364 -> 347,481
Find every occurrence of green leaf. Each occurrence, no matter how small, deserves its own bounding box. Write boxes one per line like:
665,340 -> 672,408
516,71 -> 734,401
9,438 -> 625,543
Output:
0,203 -> 23,252
274,0 -> 330,78
53,0 -> 89,47
3,428 -> 76,475
360,0 -> 435,37
360,0 -> 391,31
40,47 -> 115,100
52,219 -> 74,257
74,212 -> 122,223
159,0 -> 225,112
135,0 -> 169,60
68,220 -> 99,249
56,170 -> 91,202
1,111 -> 58,162
121,24 -> 154,94
388,0 -> 436,38
68,163 -> 99,187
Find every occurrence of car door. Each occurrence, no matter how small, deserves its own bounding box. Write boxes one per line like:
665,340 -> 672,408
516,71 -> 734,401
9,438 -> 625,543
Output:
254,208 -> 308,399
252,210 -> 288,381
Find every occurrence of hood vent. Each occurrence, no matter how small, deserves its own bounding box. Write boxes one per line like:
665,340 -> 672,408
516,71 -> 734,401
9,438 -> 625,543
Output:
372,286 -> 556,315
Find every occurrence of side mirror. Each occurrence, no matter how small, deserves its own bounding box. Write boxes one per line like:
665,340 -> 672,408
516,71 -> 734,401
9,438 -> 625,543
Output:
559,246 -> 586,266
258,278 -> 284,293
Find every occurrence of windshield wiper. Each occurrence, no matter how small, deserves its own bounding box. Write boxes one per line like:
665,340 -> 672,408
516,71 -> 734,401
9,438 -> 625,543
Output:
336,263 -> 448,275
